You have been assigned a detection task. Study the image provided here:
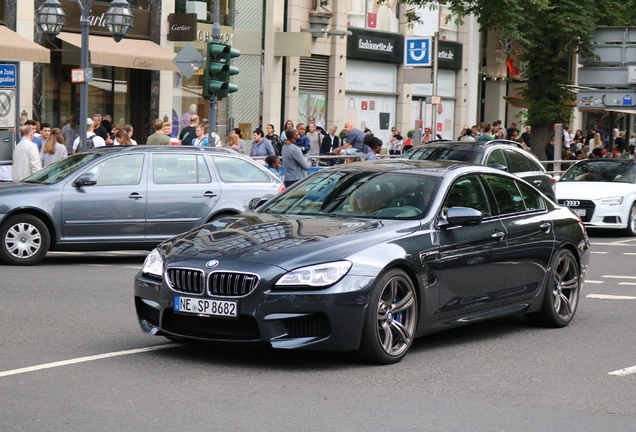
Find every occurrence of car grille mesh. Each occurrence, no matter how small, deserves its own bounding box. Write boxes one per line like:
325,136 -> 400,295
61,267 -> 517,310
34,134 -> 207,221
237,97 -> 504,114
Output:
209,272 -> 259,297
558,199 -> 595,222
281,314 -> 331,338
163,310 -> 261,340
166,268 -> 206,294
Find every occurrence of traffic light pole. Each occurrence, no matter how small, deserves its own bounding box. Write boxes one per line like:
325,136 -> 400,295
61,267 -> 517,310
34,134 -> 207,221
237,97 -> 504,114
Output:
208,0 -> 221,146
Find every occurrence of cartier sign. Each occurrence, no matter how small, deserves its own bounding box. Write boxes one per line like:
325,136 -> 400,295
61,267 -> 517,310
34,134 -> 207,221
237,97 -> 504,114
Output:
168,14 -> 197,41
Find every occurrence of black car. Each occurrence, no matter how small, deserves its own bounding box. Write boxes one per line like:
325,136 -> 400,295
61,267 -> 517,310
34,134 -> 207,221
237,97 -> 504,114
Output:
401,140 -> 556,200
134,160 -> 590,364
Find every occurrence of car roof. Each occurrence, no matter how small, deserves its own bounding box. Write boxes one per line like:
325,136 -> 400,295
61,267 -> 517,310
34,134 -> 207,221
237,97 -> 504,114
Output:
320,158 -> 509,178
409,139 -> 525,151
84,145 -> 237,154
572,158 -> 635,165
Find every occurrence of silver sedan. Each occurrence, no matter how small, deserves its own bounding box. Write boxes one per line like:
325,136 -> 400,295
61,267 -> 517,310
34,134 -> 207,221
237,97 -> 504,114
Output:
0,146 -> 284,265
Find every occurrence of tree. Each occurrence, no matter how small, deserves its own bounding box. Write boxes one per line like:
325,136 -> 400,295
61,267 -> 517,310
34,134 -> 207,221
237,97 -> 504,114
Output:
404,0 -> 597,162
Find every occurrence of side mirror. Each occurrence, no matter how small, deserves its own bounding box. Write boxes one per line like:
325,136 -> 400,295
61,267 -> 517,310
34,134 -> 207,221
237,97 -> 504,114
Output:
446,206 -> 483,226
248,197 -> 268,211
72,173 -> 97,188
490,164 -> 508,172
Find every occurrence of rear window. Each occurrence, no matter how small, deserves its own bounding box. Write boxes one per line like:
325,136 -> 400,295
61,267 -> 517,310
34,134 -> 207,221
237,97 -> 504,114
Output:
212,156 -> 271,183
402,147 -> 482,164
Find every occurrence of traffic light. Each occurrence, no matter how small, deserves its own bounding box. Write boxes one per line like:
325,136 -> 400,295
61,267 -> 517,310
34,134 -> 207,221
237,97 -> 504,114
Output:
203,41 -> 240,100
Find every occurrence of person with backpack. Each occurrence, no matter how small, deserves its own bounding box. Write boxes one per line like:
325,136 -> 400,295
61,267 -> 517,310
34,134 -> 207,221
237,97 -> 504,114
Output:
72,118 -> 105,154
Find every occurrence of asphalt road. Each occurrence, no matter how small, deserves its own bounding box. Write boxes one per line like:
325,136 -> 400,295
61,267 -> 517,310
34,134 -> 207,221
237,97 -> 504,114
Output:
1,232 -> 635,431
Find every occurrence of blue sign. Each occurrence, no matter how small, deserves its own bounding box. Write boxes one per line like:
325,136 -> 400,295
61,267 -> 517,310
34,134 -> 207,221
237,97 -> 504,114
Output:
405,37 -> 432,67
0,64 -> 16,87
623,95 -> 633,106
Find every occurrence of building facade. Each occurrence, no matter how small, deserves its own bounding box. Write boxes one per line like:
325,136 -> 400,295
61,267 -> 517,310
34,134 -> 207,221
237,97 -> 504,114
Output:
3,0 -> 490,147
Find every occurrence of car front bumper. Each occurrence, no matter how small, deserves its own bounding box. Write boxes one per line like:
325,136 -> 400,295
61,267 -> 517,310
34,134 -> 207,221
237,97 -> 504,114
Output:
134,268 -> 377,351
559,199 -> 631,230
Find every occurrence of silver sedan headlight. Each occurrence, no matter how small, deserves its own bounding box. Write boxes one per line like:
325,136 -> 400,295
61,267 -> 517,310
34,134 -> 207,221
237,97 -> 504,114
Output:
276,261 -> 352,288
597,197 -> 623,206
142,248 -> 164,278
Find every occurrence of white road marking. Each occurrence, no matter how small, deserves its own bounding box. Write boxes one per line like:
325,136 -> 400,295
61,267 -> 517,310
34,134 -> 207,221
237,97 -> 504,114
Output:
618,282 -> 636,286
586,294 -> 636,300
602,275 -> 636,279
624,253 -> 636,256
584,280 -> 604,284
0,344 -> 183,379
590,251 -> 608,254
609,365 -> 636,376
590,242 -> 636,247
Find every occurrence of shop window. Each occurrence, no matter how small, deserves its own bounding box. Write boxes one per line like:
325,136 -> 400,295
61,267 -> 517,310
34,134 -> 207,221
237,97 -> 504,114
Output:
299,56 -> 329,129
174,0 -> 232,25
347,1 -> 399,33
95,0 -> 149,10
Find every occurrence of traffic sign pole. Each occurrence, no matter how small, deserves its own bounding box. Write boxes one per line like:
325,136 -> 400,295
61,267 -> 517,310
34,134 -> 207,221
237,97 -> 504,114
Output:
208,0 -> 221,146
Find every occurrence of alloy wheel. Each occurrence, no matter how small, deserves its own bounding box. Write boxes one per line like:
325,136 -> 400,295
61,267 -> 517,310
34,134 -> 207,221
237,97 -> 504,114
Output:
375,275 -> 417,357
551,253 -> 580,321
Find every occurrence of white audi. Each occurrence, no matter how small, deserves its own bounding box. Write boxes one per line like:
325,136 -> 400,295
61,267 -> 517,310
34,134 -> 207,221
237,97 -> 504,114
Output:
556,158 -> 636,236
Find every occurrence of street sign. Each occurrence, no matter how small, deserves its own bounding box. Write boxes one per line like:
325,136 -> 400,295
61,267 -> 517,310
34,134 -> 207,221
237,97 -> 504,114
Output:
404,37 -> 432,67
0,89 -> 16,128
0,64 -> 16,87
173,43 -> 205,80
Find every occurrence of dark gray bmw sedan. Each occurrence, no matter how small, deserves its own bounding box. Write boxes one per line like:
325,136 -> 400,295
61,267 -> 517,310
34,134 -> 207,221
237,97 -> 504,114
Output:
135,160 -> 590,364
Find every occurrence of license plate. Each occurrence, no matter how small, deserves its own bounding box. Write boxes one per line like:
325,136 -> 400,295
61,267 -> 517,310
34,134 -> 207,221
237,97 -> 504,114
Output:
573,209 -> 586,217
174,296 -> 238,318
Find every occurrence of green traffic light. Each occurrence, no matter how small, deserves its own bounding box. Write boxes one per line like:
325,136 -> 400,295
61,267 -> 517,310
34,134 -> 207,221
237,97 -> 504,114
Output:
202,41 -> 241,100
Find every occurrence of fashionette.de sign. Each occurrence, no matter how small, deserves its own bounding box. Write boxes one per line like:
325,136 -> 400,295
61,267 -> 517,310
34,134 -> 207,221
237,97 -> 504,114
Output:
347,28 -> 404,64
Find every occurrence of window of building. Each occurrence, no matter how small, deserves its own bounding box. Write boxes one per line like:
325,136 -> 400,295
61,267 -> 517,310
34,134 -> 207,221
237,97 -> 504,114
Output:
347,1 -> 399,33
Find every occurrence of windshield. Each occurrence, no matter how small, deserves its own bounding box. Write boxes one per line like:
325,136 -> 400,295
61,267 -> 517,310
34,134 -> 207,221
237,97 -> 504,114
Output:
560,161 -> 636,183
261,170 -> 440,219
22,153 -> 103,184
402,146 -> 482,164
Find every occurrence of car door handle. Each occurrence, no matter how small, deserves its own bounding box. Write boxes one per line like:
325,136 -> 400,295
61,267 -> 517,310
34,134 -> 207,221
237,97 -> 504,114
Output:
491,231 -> 505,241
203,191 -> 218,198
533,179 -> 542,186
540,221 -> 552,233
128,193 -> 144,199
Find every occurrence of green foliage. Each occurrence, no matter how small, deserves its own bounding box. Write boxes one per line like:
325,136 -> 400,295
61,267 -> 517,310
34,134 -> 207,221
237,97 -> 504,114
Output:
402,0 -> 617,158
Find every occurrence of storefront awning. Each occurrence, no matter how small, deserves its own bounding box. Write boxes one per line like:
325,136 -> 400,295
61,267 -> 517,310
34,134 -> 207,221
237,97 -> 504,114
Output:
0,26 -> 50,63
58,32 -> 178,72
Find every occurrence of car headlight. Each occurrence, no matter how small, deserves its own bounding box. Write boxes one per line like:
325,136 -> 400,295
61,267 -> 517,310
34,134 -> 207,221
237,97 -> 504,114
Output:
276,261 -> 352,288
597,196 -> 623,206
142,248 -> 164,278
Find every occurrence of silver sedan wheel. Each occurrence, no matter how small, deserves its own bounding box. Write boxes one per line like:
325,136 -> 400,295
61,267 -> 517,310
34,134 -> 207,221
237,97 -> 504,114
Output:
5,222 -> 43,259
375,275 -> 417,357
550,252 -> 580,321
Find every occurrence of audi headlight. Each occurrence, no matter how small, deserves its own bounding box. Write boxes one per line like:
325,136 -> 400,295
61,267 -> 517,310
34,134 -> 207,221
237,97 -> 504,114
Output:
142,248 -> 164,278
598,196 -> 623,206
276,261 -> 352,288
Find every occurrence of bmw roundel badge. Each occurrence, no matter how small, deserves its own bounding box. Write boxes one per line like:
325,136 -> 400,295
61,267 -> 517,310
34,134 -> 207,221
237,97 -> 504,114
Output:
206,260 -> 219,268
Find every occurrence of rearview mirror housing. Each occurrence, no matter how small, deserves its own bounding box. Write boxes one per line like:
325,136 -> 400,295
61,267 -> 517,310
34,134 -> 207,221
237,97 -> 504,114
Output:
72,173 -> 97,188
446,206 -> 483,226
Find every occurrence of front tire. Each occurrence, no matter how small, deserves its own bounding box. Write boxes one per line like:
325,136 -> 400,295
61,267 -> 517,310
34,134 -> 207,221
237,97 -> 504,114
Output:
359,269 -> 418,364
526,249 -> 580,328
624,203 -> 636,237
0,214 -> 50,265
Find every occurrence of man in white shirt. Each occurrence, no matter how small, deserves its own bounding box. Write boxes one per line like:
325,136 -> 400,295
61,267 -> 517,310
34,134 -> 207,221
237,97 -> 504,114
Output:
12,125 -> 41,182
72,118 -> 106,153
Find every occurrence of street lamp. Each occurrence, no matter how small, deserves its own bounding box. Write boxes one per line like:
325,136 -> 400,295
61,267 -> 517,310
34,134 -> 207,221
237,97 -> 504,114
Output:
35,0 -> 134,152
